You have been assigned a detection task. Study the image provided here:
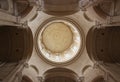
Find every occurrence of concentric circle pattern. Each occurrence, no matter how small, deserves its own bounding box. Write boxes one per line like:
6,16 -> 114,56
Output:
37,19 -> 82,63
42,22 -> 73,53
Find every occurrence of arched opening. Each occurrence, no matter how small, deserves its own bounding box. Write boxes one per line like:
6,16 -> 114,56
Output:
0,25 -> 33,62
42,0 -> 80,16
43,68 -> 79,82
86,26 -> 120,63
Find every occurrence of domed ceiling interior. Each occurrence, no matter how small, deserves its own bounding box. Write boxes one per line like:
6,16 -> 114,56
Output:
0,0 -> 120,82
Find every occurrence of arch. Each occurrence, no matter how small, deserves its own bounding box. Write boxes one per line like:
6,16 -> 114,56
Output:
42,0 -> 80,16
43,67 -> 79,82
81,65 -> 92,75
86,26 -> 120,63
0,25 -> 33,62
30,65 -> 39,74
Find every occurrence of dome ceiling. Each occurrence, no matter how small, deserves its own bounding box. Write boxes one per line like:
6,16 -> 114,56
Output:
0,0 -> 119,82
36,18 -> 83,64
42,22 -> 73,53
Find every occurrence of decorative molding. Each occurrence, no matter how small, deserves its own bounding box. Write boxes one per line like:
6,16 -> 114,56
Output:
37,76 -> 44,82
16,71 -> 22,82
93,61 -> 103,69
24,63 -> 29,68
43,68 -> 79,82
35,17 -> 85,66
77,76 -> 84,82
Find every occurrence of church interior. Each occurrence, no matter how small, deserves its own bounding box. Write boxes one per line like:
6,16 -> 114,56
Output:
0,0 -> 120,82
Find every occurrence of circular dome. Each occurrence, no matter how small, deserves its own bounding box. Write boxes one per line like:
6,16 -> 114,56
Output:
36,18 -> 84,64
42,22 -> 73,53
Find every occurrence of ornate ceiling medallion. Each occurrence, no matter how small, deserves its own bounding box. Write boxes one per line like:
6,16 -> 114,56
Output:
36,18 -> 84,65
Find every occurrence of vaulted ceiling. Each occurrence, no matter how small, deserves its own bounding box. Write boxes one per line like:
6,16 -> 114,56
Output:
0,0 -> 120,82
